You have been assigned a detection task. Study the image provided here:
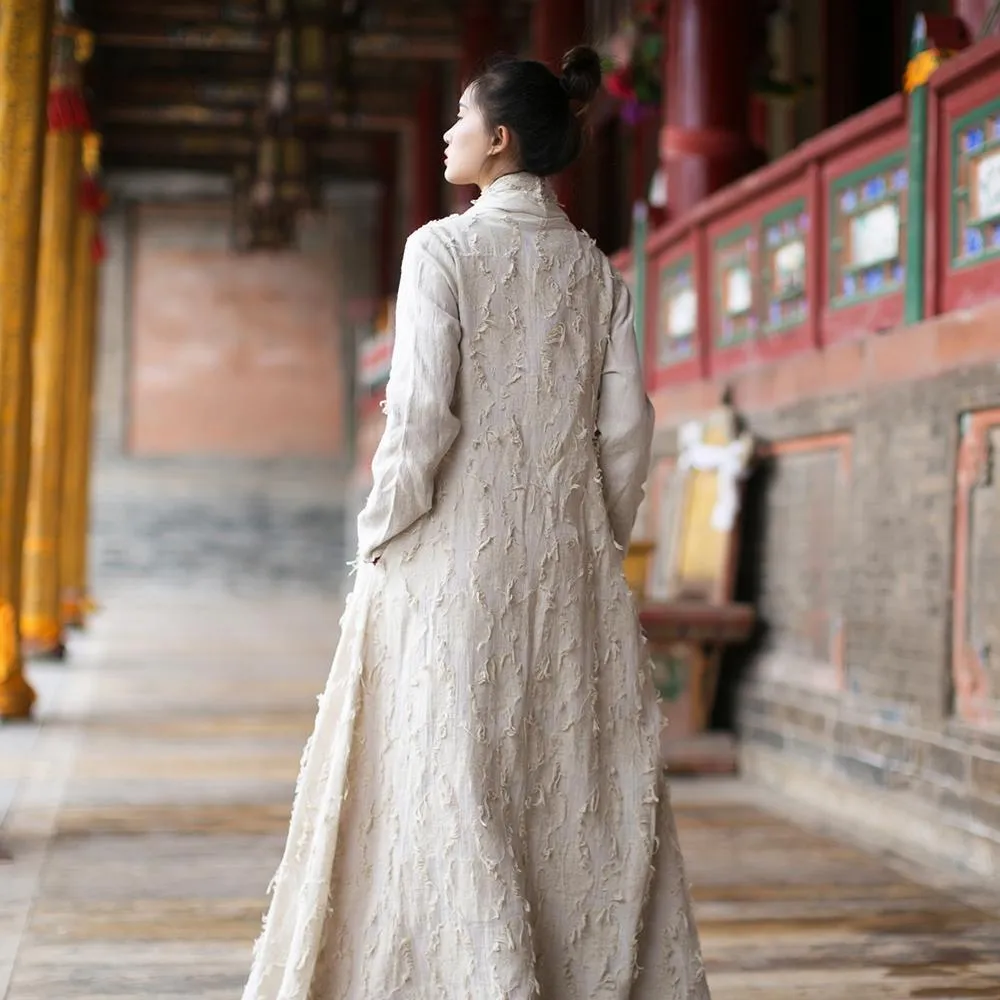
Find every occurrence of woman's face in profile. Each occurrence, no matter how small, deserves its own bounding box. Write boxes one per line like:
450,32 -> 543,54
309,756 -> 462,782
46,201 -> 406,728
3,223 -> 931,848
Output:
443,86 -> 494,188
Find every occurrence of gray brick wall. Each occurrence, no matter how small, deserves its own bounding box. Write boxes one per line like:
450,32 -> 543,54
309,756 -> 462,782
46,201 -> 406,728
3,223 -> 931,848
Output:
755,448 -> 847,664
700,362 -> 1000,866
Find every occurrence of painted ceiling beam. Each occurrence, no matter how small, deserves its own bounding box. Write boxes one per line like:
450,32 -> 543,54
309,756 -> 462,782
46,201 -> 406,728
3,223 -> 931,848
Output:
96,26 -> 459,59
101,81 -> 412,114
103,128 -> 380,164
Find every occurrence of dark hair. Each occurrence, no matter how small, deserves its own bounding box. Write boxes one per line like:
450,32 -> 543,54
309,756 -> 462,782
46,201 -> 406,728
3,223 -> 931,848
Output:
471,46 -> 602,177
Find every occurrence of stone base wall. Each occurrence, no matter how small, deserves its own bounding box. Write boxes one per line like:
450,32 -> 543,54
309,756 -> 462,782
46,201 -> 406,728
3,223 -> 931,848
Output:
652,300 -> 1000,874
90,458 -> 348,593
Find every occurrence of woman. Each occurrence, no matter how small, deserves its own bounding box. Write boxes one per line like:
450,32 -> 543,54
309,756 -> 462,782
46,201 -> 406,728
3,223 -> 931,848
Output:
243,46 -> 710,1000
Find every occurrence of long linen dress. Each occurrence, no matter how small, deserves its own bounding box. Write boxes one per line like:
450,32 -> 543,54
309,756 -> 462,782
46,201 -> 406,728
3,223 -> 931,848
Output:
242,171 -> 710,1000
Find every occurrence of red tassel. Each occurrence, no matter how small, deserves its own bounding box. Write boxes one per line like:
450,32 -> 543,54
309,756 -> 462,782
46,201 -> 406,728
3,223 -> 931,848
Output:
90,232 -> 106,263
47,88 -> 90,133
79,177 -> 106,213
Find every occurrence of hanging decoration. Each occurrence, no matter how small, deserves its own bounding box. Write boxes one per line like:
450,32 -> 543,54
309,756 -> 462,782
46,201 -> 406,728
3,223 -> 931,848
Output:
80,131 -> 109,262
234,0 -> 361,250
599,2 -> 663,126
47,21 -> 92,132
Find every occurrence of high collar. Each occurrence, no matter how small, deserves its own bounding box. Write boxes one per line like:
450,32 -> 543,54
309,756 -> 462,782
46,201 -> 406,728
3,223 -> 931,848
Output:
470,171 -> 562,217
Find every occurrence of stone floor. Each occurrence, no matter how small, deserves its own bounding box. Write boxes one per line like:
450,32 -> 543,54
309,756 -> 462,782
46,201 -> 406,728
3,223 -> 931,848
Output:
2,584 -> 1000,999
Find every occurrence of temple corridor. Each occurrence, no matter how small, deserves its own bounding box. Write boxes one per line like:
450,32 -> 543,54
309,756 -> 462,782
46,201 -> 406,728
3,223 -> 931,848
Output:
2,583 -> 999,1000
8,2 -> 1000,996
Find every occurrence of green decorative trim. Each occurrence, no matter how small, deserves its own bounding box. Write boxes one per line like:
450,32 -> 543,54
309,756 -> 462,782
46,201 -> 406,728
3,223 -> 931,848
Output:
951,94 -> 1000,135
829,153 -> 906,193
660,253 -> 695,287
632,202 -> 648,367
904,13 -> 928,323
716,325 -> 755,348
970,207 -> 1000,227
773,286 -> 804,304
765,315 -> 806,334
828,151 -> 907,311
715,223 -> 753,249
762,198 -> 806,229
950,94 -> 1000,269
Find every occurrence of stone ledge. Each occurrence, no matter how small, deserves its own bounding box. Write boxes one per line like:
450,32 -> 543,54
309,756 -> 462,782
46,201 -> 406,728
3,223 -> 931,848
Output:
742,743 -> 1000,882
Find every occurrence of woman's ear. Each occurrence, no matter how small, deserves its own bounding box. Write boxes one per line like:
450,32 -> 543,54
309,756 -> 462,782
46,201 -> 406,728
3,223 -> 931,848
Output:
491,124 -> 512,156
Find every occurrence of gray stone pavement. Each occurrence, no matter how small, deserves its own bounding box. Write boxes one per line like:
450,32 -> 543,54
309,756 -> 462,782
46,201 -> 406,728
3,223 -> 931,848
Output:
1,584 -> 342,999
2,583 -> 1000,1000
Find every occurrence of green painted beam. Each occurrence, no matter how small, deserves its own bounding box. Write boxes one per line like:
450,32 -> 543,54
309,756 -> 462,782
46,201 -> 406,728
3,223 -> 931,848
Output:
904,13 -> 929,326
632,200 -> 648,370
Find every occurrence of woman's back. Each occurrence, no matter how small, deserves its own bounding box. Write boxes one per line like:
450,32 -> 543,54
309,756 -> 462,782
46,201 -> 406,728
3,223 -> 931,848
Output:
357,172 -> 652,575
448,175 -> 612,484
425,174 -> 621,577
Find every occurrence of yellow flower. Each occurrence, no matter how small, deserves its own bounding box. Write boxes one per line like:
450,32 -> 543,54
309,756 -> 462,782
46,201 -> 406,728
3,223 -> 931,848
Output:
904,49 -> 941,92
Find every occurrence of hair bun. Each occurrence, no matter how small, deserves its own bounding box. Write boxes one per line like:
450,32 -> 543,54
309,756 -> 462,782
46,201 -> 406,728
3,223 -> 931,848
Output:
560,45 -> 602,106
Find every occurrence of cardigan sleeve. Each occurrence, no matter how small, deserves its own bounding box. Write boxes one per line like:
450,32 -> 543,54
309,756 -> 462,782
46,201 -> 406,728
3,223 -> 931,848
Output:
356,227 -> 462,563
596,274 -> 654,549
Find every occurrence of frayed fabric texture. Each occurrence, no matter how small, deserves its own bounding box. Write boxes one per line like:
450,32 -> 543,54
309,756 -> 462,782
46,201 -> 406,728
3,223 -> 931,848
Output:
242,172 -> 709,1000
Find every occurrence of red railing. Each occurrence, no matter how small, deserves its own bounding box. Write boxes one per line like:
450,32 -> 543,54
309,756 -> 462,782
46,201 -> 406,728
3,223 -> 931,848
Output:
613,34 -> 1000,392
927,36 -> 1000,316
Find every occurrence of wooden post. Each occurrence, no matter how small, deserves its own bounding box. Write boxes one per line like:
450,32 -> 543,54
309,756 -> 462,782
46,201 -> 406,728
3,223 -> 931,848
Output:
660,0 -> 758,217
376,134 -> 398,300
451,0 -> 504,213
60,132 -> 105,630
0,0 -> 54,718
411,65 -> 443,231
532,0 -> 586,225
904,14 -> 930,326
632,200 -> 648,369
21,17 -> 92,660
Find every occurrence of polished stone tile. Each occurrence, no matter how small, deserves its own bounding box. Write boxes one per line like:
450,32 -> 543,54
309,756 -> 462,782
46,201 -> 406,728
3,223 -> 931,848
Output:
2,587 -> 1000,1000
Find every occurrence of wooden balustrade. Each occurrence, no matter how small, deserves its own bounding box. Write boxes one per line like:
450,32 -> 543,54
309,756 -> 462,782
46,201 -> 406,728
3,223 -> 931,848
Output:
927,36 -> 1000,315
612,28 -> 1000,392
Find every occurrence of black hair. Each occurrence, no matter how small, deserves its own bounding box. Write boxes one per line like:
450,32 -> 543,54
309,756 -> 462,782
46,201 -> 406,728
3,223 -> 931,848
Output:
471,45 -> 602,177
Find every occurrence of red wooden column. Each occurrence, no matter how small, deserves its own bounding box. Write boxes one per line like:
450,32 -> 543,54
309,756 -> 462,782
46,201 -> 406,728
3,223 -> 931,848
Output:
532,0 -> 586,225
660,0 -> 758,218
411,65 -> 443,231
452,0 -> 504,213
376,134 -> 398,301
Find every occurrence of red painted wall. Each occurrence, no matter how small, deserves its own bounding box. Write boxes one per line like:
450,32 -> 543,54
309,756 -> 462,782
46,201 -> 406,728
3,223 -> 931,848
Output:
128,203 -> 345,458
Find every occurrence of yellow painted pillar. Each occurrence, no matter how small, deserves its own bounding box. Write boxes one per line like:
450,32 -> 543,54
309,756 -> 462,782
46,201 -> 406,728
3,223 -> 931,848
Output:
60,133 -> 105,631
0,1 -> 55,718
21,18 -> 93,660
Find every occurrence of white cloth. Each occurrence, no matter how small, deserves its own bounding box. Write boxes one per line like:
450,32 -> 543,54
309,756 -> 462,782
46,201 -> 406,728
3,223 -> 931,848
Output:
677,421 -> 752,533
242,172 -> 710,1000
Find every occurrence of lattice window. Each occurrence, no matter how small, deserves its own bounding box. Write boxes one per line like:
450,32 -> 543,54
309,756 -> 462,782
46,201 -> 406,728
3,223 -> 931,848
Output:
656,255 -> 696,366
952,99 -> 1000,267
828,155 -> 908,308
713,226 -> 758,347
761,199 -> 809,335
